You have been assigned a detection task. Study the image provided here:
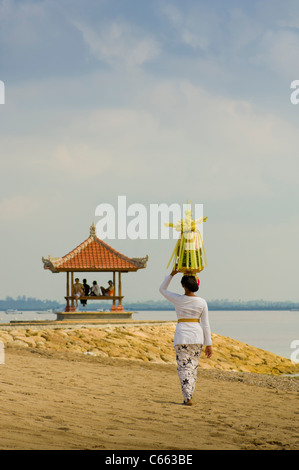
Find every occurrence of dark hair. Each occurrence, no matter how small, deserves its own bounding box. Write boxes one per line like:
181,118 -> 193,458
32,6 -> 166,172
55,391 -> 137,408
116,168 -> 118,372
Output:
181,275 -> 199,293
83,279 -> 87,283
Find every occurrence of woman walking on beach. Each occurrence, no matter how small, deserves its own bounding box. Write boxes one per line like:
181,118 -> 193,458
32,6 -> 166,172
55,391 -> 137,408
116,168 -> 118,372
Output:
159,270 -> 212,406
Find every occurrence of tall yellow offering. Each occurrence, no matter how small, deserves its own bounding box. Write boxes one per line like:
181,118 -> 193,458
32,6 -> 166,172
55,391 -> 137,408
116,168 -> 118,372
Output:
165,202 -> 208,274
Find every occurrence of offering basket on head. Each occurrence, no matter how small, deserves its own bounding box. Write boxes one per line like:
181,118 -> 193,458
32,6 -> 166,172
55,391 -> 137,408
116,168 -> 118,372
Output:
165,202 -> 208,276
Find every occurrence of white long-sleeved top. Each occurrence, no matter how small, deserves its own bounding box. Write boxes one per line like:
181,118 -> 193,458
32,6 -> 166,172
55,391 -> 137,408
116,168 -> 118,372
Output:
159,275 -> 212,347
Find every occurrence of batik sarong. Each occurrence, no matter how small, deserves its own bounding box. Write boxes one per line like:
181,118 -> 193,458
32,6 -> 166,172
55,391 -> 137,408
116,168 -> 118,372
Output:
175,344 -> 203,402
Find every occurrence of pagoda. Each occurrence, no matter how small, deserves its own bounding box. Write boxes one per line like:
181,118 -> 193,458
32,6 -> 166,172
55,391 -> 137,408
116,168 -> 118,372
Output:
42,223 -> 148,320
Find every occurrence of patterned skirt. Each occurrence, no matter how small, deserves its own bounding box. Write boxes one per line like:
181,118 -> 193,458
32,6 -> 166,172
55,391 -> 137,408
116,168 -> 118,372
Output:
175,344 -> 203,402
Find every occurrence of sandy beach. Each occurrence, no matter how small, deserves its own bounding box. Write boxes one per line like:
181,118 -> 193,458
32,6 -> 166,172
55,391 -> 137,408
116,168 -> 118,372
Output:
0,322 -> 299,450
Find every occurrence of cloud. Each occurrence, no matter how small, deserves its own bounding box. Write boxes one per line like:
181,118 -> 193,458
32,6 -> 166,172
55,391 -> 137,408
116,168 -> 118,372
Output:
161,3 -> 216,50
2,70 -> 299,200
43,143 -> 111,178
71,19 -> 160,68
250,28 -> 299,78
1,0 -> 299,303
136,80 -> 299,198
0,195 -> 40,220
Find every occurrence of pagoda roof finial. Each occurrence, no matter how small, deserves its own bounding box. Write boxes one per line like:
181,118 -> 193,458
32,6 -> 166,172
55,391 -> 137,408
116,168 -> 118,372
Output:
90,222 -> 97,238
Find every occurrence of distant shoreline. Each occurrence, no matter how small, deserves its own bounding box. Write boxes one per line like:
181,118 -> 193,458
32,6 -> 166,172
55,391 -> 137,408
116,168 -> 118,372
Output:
1,298 -> 299,312
1,307 -> 299,312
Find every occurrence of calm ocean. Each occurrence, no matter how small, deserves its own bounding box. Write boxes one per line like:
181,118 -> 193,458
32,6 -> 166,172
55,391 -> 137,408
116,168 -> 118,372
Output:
0,309 -> 298,361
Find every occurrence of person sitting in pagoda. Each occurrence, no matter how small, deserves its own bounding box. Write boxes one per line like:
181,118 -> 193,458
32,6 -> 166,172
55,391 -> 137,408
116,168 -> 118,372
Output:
100,280 -> 114,297
80,279 -> 90,307
73,278 -> 84,308
90,280 -> 101,296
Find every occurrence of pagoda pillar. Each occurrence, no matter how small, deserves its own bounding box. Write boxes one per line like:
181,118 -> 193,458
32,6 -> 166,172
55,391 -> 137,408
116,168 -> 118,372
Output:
70,272 -> 76,311
65,271 -> 70,312
111,271 -> 117,311
117,271 -> 124,311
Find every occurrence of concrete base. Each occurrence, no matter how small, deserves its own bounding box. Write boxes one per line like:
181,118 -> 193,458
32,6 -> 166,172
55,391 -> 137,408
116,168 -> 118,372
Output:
56,311 -> 133,321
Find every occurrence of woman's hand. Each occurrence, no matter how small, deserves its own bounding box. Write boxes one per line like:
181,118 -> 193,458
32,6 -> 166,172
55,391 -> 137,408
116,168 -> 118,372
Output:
205,345 -> 213,359
170,268 -> 178,276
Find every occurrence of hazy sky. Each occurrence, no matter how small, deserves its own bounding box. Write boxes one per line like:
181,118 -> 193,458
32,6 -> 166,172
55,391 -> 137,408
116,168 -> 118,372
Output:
0,0 -> 299,304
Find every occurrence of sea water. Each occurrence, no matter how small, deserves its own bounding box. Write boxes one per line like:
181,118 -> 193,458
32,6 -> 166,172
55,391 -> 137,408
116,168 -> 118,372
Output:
0,309 -> 298,361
